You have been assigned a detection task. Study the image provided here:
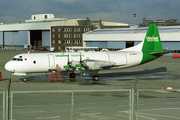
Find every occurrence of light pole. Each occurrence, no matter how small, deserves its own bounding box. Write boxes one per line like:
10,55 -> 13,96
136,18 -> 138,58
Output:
133,14 -> 136,27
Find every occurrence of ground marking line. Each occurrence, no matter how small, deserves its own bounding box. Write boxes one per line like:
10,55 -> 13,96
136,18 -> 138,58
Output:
139,113 -> 180,119
139,107 -> 180,111
18,111 -> 46,114
138,114 -> 157,120
117,111 -> 128,113
14,104 -> 71,108
37,116 -> 60,119
75,107 -> 95,110
81,112 -> 101,116
119,111 -> 157,120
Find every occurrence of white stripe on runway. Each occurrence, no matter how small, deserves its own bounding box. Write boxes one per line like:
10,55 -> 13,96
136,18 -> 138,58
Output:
139,113 -> 180,119
37,116 -> 60,119
18,111 -> 45,114
81,112 -> 101,116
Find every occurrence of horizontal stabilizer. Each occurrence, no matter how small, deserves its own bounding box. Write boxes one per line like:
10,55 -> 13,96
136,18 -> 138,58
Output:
150,50 -> 175,56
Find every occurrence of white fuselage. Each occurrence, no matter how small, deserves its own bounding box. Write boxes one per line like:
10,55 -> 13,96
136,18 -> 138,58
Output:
5,51 -> 143,76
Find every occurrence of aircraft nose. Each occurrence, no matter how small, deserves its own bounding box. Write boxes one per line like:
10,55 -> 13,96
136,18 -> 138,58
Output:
5,61 -> 13,72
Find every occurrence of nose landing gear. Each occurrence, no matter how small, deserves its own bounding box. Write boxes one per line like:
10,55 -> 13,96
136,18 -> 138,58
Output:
22,76 -> 27,82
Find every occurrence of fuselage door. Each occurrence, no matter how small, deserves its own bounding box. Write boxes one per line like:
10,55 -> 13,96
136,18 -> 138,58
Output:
48,54 -> 55,67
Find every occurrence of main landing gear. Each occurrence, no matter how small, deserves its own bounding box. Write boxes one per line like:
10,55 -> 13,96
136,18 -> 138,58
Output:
69,72 -> 99,81
92,75 -> 99,81
22,76 -> 27,82
69,72 -> 76,78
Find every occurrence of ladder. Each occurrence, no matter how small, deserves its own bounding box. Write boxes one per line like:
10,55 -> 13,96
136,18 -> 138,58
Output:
49,65 -> 63,82
0,72 -> 3,80
49,71 -> 57,82
56,64 -> 63,82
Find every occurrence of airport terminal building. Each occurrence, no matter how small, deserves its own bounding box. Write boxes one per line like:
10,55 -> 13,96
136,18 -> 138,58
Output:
83,26 -> 180,53
0,14 -> 130,51
0,14 -> 180,53
0,14 -> 68,50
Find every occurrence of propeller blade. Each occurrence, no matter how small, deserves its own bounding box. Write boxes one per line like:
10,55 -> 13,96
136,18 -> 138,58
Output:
80,52 -> 83,63
65,54 -> 71,69
68,54 -> 70,64
78,53 -> 83,68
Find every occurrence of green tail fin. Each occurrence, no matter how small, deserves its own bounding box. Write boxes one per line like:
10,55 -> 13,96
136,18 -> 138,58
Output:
142,24 -> 163,52
141,24 -> 163,64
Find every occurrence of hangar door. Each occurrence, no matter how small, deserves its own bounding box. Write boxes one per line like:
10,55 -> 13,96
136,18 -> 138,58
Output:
30,30 -> 42,49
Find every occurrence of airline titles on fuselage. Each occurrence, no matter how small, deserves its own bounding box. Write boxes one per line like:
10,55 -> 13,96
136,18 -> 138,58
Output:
55,54 -> 84,57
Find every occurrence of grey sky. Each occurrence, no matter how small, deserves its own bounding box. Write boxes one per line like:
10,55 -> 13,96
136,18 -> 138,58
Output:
0,0 -> 180,24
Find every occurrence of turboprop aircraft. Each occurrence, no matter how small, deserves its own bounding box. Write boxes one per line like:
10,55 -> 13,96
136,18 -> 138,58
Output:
5,24 -> 172,82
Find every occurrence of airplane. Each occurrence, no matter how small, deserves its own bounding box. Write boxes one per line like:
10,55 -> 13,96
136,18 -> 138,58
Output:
5,24 -> 173,82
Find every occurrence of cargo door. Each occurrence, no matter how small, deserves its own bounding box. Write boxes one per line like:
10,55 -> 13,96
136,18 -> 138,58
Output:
48,54 -> 55,67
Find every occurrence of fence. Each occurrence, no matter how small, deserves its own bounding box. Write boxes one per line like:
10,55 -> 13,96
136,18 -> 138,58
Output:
0,91 -> 5,120
10,90 -> 131,120
136,89 -> 180,120
0,89 -> 180,120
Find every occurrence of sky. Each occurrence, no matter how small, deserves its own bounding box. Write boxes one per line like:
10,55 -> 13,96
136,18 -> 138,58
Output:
0,0 -> 180,24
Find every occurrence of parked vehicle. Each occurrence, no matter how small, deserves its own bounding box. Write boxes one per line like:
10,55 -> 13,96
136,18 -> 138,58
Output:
172,54 -> 180,58
39,47 -> 47,51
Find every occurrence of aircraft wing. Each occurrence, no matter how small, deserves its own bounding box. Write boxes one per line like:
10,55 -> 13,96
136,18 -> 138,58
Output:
150,50 -> 175,56
99,63 -> 126,68
75,59 -> 126,70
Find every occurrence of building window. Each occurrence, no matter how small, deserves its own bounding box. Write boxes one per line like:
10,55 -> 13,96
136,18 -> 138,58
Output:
58,46 -> 61,50
73,34 -> 81,38
52,28 -> 55,32
58,28 -> 61,32
73,40 -> 76,44
68,40 -> 71,44
52,40 -> 55,44
78,40 -> 81,43
73,40 -> 81,44
63,28 -> 72,32
58,34 -> 61,38
73,28 -> 82,32
63,40 -> 72,44
58,40 -> 61,44
83,28 -> 91,31
52,34 -> 55,38
64,34 -> 72,38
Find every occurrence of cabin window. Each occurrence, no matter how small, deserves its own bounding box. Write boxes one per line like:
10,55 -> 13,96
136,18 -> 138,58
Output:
12,58 -> 23,61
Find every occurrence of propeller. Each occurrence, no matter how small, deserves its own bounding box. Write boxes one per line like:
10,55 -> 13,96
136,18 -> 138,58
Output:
64,54 -> 73,69
76,53 -> 88,69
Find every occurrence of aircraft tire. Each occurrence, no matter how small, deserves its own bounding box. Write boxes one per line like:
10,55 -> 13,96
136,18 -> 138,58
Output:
22,76 -> 27,82
92,75 -> 99,81
70,73 -> 76,78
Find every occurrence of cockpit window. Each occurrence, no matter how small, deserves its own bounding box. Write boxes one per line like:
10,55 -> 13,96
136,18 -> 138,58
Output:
12,58 -> 23,61
12,58 -> 17,61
